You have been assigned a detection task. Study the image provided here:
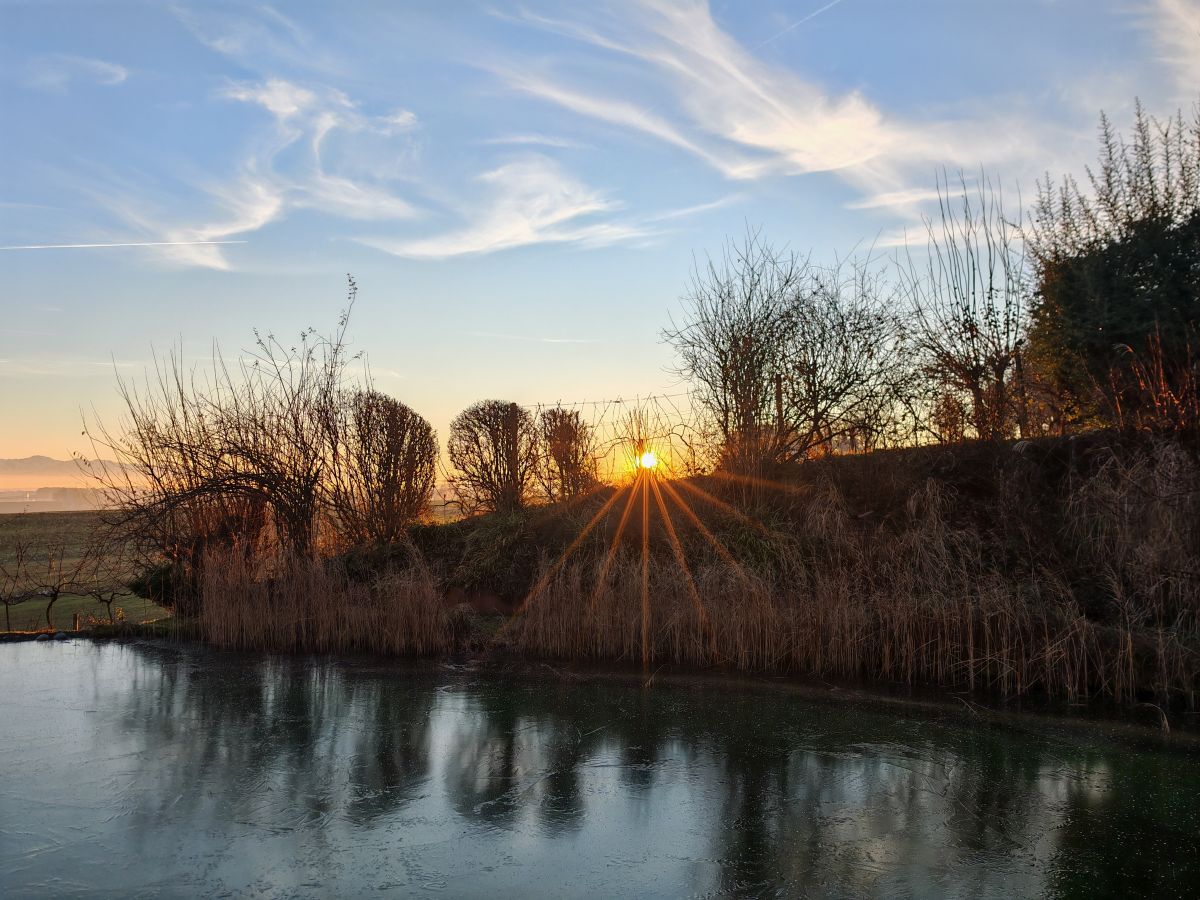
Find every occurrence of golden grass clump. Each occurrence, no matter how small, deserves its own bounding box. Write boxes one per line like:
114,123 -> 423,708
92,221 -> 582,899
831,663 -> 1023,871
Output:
191,436 -> 1199,708
200,549 -> 455,656
515,472 -> 1199,706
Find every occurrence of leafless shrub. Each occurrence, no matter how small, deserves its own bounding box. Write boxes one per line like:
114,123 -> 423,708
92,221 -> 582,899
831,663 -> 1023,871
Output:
448,400 -> 539,514
536,407 -> 599,502
327,390 -> 437,544
83,277 -> 444,615
85,292 -> 356,567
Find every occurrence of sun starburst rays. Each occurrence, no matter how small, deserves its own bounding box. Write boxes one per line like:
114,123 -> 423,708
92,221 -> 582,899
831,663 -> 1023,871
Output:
482,436 -> 769,674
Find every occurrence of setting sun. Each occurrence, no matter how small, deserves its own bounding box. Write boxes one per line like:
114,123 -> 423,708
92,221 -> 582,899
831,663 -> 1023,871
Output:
638,450 -> 659,470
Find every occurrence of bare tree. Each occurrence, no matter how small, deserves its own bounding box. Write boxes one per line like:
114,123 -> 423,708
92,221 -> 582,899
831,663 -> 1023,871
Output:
327,390 -> 437,544
0,540 -> 31,632
29,541 -> 94,630
536,407 -> 599,502
664,232 -> 912,472
85,277 -> 362,586
784,259 -> 913,456
448,400 -> 539,514
663,231 -> 803,473
899,172 -> 1029,441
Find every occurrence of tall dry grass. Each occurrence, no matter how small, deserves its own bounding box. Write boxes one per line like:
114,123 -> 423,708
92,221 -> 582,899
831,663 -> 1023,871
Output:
517,467 -> 1199,706
201,550 -> 456,655
196,436 -> 1199,707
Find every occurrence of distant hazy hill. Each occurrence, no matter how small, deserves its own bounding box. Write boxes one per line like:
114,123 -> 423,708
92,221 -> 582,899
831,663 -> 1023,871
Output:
0,456 -> 124,491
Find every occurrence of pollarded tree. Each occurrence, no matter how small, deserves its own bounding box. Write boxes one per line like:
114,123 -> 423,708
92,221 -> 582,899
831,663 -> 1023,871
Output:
328,390 -> 437,545
448,400 -> 539,514
537,407 -> 599,503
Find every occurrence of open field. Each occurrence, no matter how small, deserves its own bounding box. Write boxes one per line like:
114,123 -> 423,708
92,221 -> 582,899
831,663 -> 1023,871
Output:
0,511 -> 167,631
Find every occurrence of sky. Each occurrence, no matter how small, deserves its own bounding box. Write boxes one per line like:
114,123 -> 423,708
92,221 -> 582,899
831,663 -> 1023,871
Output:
1,0 -> 1198,461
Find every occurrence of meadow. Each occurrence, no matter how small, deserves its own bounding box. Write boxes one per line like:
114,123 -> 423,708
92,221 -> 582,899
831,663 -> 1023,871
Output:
0,511 -> 167,631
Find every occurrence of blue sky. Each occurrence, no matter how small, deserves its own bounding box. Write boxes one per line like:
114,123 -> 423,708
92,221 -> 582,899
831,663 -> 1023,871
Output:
1,0 -> 1197,459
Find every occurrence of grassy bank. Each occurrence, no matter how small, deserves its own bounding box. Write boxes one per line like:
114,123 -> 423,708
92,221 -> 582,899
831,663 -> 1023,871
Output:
195,432 -> 1199,709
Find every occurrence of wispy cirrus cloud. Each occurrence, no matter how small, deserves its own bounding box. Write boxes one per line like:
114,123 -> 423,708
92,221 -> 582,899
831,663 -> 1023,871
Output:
0,357 -> 144,378
482,133 -> 588,149
25,54 -> 128,91
0,239 -> 245,251
356,153 -> 734,260
846,188 -> 943,212
356,154 -> 640,259
81,76 -> 422,269
492,1 -> 1068,219
173,3 -> 341,76
218,77 -> 421,220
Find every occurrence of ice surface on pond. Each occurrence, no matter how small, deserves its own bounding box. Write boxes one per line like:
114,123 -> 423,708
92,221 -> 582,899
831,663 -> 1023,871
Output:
1,641 -> 1198,898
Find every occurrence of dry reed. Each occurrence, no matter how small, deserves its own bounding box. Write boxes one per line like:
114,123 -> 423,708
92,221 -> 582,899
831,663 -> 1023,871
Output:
196,437 -> 1200,707
201,550 -> 455,656
517,470 -> 1199,705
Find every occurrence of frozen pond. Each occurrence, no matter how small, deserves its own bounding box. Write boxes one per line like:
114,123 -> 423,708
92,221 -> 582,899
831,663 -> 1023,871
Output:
1,641 -> 1197,897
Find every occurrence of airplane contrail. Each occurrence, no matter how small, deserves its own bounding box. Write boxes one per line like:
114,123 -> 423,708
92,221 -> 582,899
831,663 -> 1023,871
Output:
0,239 -> 247,250
755,0 -> 848,49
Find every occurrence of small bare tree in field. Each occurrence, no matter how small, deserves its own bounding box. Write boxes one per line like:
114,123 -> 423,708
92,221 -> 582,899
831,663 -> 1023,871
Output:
448,400 -> 539,514
0,542 -> 31,632
537,407 -> 599,503
899,172 -> 1029,442
28,541 -> 94,630
327,390 -> 438,545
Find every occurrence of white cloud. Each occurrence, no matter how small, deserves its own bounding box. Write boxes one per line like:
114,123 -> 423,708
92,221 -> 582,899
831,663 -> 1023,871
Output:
222,79 -> 318,119
358,154 -> 736,260
174,3 -> 340,76
495,2 -> 1074,218
358,155 -> 645,259
482,133 -> 587,149
79,77 -> 423,270
846,188 -> 942,212
26,55 -> 128,91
